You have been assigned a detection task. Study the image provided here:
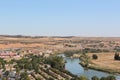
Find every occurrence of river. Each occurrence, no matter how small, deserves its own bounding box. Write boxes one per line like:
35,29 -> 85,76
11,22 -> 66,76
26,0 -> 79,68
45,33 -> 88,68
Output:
58,54 -> 120,80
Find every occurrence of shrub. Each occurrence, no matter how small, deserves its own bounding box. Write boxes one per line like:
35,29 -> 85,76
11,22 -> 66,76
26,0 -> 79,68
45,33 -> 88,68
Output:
100,77 -> 106,80
106,75 -> 116,80
44,56 -> 65,69
92,54 -> 98,60
114,52 -> 120,60
79,76 -> 88,80
92,76 -> 99,80
100,76 -> 116,80
48,77 -> 54,80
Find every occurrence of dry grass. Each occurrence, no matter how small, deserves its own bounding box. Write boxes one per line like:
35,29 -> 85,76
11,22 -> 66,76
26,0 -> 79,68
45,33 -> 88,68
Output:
0,37 -> 66,49
88,53 -> 120,72
0,43 -> 46,49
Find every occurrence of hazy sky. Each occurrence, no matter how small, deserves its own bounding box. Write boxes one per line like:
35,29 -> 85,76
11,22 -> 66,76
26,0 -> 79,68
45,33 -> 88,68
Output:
0,0 -> 120,36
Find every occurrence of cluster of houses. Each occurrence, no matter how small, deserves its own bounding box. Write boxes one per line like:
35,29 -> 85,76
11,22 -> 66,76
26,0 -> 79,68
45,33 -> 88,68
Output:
0,51 -> 20,59
24,49 -> 54,58
0,47 -> 55,60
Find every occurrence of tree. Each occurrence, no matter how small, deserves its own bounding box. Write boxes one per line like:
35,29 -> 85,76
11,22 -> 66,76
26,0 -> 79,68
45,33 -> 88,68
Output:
92,76 -> 99,80
16,57 -> 30,70
0,58 -> 6,79
0,58 -> 6,70
45,56 -> 65,69
106,75 -> 116,80
4,70 -> 9,80
2,77 -> 7,80
79,76 -> 88,80
8,59 -> 15,72
100,76 -> 116,80
15,65 -> 20,80
100,77 -> 106,80
92,54 -> 98,60
20,72 -> 30,80
34,64 -> 39,73
48,77 -> 54,80
114,52 -> 120,60
80,53 -> 90,67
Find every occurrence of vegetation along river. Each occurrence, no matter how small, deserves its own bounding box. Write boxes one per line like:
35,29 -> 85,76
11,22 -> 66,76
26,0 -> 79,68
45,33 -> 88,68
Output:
58,54 -> 120,80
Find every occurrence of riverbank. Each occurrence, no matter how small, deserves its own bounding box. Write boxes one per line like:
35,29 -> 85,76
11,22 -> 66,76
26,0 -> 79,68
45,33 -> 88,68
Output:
89,64 -> 120,74
80,62 -> 120,74
80,52 -> 120,74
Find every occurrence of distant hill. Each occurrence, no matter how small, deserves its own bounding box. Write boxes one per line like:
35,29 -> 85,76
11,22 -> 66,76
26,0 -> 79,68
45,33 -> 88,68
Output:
0,35 -> 75,38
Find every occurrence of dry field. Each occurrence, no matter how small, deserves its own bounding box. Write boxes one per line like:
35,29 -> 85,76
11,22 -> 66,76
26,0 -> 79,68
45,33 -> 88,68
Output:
0,36 -> 83,51
88,53 -> 120,73
0,36 -> 65,49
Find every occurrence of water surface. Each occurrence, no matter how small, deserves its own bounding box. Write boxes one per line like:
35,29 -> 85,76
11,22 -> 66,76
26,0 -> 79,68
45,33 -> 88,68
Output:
58,54 -> 120,80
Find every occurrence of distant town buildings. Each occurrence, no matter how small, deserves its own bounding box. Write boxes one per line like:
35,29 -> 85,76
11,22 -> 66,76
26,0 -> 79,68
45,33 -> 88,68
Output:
0,51 -> 20,59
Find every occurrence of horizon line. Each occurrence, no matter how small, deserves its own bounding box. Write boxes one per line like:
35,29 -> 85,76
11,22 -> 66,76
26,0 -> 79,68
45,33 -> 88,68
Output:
0,34 -> 120,38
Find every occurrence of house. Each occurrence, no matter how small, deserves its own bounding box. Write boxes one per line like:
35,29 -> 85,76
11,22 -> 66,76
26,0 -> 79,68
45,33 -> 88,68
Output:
0,51 -> 18,59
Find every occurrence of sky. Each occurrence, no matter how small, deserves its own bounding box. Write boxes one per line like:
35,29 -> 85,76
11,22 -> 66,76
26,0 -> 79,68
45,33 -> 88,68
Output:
0,0 -> 120,36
